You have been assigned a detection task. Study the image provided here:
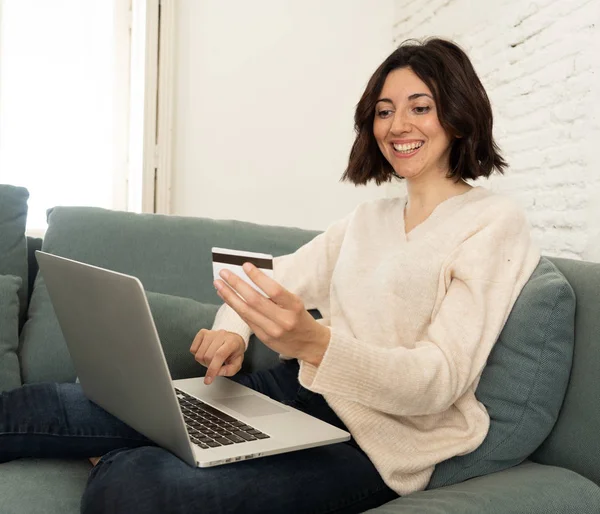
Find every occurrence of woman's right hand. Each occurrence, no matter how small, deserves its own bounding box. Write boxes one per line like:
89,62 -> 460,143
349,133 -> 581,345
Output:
190,329 -> 245,385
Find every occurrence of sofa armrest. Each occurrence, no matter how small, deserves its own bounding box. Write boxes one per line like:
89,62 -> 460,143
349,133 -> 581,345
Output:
368,461 -> 600,514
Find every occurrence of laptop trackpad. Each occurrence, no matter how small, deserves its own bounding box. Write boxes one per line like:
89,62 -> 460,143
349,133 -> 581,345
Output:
215,395 -> 288,417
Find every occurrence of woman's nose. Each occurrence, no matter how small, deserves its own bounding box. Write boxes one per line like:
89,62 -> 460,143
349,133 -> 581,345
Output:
390,112 -> 411,135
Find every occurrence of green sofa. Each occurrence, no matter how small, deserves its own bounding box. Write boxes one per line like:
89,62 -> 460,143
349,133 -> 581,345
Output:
1,184 -> 599,513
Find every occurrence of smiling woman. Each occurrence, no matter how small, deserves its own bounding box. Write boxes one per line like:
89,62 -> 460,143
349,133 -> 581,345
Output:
0,37 -> 542,514
342,38 -> 507,186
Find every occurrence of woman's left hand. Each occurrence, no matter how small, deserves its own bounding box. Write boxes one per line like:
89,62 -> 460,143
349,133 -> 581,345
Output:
214,263 -> 330,366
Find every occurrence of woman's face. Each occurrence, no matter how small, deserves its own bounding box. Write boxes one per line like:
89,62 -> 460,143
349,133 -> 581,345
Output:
373,67 -> 452,182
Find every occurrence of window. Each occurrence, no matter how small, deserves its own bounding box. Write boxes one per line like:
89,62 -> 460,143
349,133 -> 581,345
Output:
0,0 -> 135,235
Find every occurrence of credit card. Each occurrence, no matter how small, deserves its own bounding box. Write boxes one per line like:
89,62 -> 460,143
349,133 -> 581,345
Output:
211,247 -> 274,298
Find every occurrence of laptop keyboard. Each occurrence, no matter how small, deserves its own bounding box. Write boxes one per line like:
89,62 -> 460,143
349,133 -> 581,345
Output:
175,388 -> 270,449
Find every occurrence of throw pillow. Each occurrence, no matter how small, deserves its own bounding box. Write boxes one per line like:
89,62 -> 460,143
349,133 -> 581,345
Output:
0,274 -> 23,391
146,291 -> 220,379
0,185 -> 29,325
428,257 -> 575,488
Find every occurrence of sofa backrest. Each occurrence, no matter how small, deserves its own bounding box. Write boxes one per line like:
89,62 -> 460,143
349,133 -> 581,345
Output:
531,257 -> 600,487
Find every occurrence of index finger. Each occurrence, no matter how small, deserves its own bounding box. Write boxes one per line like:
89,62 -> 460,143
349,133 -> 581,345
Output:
204,347 -> 229,385
238,262 -> 297,309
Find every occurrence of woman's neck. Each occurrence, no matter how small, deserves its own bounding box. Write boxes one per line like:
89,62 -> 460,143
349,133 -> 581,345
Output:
403,177 -> 473,235
405,177 -> 472,213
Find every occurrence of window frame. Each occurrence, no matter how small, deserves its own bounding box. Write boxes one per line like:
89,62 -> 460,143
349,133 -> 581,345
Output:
129,0 -> 174,216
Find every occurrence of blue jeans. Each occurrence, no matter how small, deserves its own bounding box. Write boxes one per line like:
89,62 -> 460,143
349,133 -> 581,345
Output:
0,359 -> 398,513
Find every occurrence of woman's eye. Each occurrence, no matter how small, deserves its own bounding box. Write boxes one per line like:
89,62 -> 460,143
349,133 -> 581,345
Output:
414,106 -> 431,114
377,109 -> 393,118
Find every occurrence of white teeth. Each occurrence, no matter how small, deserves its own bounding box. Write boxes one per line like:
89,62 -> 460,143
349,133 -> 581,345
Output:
393,142 -> 423,153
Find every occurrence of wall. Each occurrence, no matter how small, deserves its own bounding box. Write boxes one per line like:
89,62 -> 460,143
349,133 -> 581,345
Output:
393,0 -> 600,260
170,0 -> 395,231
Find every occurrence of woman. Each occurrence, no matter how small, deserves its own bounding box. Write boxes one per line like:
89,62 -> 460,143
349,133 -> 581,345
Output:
0,38 -> 539,513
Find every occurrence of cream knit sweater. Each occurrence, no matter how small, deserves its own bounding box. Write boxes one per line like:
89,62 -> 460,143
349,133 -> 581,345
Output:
211,186 -> 541,495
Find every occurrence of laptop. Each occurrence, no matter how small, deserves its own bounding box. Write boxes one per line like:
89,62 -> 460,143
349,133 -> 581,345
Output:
36,251 -> 350,467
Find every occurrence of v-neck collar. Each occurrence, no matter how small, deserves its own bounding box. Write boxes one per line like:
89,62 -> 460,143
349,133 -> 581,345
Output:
399,187 -> 486,241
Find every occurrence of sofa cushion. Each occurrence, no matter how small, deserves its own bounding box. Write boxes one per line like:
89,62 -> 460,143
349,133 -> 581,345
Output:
19,206 -> 319,383
0,459 -> 91,514
1,460 -> 599,514
428,257 -> 575,489
369,461 -> 600,514
0,185 -> 29,325
0,275 -> 22,391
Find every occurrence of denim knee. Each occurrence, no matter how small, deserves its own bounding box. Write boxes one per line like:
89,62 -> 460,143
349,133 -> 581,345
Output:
82,447 -> 158,514
80,446 -> 203,514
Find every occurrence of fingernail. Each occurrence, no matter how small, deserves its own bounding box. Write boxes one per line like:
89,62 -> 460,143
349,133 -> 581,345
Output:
219,270 -> 230,280
205,376 -> 212,385
243,262 -> 254,273
213,280 -> 223,291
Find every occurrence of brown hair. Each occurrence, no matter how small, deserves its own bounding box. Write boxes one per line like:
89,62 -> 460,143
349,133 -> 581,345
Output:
341,38 -> 507,185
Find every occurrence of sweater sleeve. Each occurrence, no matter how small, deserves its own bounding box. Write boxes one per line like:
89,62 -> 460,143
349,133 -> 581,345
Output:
298,204 -> 541,416
210,214 -> 351,348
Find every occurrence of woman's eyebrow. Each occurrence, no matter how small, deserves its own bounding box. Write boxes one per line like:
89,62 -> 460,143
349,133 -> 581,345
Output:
376,93 -> 433,104
408,93 -> 433,100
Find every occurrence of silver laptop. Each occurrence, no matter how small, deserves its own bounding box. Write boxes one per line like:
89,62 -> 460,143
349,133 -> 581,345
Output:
36,251 -> 350,467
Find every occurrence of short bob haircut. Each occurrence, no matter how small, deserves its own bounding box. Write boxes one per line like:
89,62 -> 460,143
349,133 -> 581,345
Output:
342,38 -> 507,186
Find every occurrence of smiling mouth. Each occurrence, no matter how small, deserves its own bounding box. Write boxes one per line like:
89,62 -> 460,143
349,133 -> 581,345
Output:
392,141 -> 424,154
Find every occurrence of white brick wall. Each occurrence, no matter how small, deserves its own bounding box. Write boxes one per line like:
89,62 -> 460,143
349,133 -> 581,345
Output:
391,0 -> 600,260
